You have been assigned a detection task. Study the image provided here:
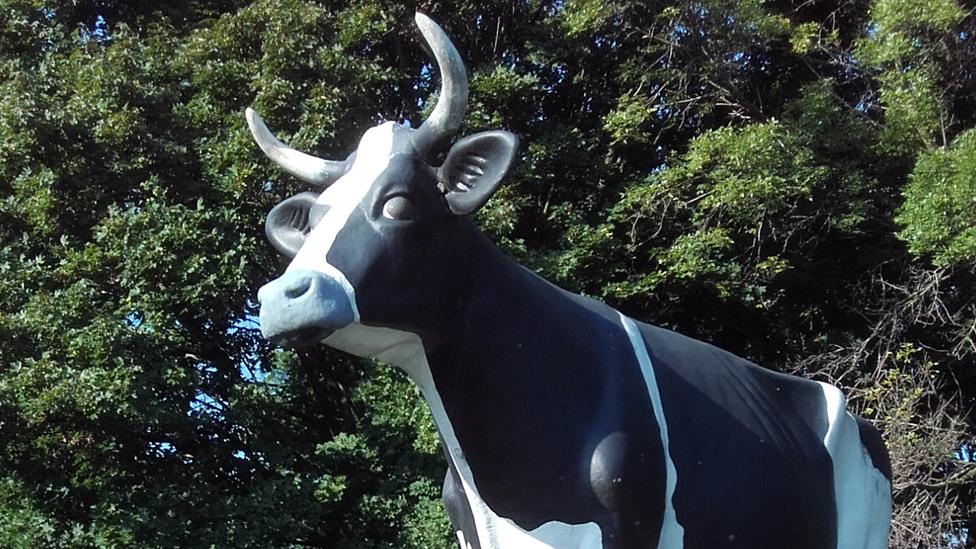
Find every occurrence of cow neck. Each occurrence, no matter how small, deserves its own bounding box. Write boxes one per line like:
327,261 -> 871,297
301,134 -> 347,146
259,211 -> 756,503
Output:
420,225 -> 616,454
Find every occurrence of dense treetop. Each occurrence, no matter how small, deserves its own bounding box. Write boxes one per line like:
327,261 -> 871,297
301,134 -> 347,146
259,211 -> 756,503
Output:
0,0 -> 974,547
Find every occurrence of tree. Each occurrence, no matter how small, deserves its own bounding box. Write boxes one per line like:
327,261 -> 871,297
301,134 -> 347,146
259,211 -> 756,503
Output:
0,1 -> 449,546
0,0 -> 974,547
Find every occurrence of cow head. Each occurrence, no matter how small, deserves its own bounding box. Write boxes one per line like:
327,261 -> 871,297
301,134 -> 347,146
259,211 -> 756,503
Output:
250,14 -> 518,354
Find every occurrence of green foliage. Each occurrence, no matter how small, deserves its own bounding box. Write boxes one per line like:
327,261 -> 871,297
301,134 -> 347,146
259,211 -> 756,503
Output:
604,93 -> 657,147
606,81 -> 879,326
0,478 -> 57,547
868,0 -> 964,37
308,365 -> 451,547
1,0 -> 976,546
681,122 -> 825,225
0,0 -> 449,546
561,0 -> 617,37
855,0 -> 967,155
897,129 -> 976,266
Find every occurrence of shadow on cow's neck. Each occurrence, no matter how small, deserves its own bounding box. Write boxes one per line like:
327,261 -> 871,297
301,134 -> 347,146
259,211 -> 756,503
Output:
348,215 -> 571,359
422,224 -> 602,375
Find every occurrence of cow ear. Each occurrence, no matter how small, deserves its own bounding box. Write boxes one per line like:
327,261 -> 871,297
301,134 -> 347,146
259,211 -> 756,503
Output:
439,130 -> 519,215
265,192 -> 324,258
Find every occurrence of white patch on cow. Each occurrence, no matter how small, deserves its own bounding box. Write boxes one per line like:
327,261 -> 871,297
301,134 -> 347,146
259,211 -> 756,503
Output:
321,324 -> 602,549
619,314 -> 685,549
285,121 -> 403,318
456,530 -> 472,549
818,382 -> 892,549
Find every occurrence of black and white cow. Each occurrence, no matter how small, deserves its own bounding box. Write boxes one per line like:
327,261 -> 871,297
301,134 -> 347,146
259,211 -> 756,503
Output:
248,13 -> 892,549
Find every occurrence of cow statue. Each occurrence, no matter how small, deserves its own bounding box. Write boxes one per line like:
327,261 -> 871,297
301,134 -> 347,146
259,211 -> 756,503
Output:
247,13 -> 892,549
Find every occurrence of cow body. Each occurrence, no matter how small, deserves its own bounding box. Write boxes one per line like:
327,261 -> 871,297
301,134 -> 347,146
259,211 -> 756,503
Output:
324,223 -> 891,549
248,13 -> 892,549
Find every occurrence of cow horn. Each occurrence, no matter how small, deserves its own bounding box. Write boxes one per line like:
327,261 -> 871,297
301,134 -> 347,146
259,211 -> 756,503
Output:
245,108 -> 346,187
413,13 -> 469,159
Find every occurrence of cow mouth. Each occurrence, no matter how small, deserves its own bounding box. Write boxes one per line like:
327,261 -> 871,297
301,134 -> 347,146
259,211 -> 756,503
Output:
266,326 -> 335,348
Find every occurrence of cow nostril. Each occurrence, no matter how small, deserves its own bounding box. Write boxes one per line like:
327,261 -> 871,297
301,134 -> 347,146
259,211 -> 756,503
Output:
284,277 -> 313,299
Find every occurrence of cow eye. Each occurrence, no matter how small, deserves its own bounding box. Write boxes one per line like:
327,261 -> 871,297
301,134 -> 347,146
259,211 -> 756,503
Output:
381,195 -> 416,220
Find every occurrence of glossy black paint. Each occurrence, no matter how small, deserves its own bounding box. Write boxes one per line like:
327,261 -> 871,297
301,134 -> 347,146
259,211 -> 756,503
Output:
423,231 -> 668,548
856,416 -> 893,481
639,323 -> 836,548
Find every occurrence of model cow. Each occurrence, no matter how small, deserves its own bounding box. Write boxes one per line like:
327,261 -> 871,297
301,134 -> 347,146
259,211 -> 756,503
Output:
248,13 -> 892,549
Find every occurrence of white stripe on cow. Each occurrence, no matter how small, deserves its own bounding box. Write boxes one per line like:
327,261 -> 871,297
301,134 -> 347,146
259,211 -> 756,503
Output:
285,122 -> 402,318
619,314 -> 686,549
817,383 -> 892,549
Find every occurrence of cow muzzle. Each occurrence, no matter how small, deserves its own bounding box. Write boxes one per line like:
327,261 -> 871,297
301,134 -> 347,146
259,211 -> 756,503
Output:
257,269 -> 355,347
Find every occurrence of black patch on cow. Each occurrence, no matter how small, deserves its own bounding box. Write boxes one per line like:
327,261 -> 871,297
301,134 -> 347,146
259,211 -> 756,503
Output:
637,322 -> 837,549
855,415 -> 893,481
422,232 -> 667,548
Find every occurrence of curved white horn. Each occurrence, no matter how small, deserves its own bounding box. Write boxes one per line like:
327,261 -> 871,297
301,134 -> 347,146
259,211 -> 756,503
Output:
412,13 -> 469,158
245,108 -> 346,187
